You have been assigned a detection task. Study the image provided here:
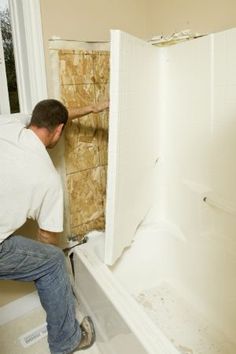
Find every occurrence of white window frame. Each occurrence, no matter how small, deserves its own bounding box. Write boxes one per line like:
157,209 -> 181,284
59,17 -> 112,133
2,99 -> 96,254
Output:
0,0 -> 47,115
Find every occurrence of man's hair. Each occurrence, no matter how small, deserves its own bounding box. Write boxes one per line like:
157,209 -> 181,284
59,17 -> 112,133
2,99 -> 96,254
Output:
30,99 -> 68,131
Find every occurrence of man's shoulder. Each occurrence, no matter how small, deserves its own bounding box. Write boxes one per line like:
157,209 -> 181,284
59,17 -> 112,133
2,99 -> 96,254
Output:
0,113 -> 31,126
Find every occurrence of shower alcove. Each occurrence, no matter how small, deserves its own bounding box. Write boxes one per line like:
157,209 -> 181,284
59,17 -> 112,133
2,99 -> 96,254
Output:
50,29 -> 236,354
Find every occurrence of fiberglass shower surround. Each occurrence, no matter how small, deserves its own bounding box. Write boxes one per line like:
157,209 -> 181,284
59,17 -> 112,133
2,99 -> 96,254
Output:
51,28 -> 236,354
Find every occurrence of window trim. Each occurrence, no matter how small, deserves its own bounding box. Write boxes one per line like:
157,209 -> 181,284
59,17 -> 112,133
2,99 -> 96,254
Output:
8,0 -> 47,114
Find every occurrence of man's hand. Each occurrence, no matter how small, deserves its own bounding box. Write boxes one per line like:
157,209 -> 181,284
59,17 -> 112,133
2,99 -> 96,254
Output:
38,228 -> 60,246
91,100 -> 109,113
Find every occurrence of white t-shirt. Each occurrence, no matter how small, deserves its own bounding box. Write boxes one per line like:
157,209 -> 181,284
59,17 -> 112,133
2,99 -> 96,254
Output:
0,113 -> 64,243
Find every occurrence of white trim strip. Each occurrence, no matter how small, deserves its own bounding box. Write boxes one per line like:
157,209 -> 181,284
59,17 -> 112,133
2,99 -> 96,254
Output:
21,0 -> 48,107
9,0 -> 47,113
0,291 -> 41,326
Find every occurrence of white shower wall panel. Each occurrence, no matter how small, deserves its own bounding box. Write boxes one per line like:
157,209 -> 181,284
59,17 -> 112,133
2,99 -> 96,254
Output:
212,29 -> 236,201
210,30 -> 236,339
151,30 -> 236,341
162,35 -> 212,188
105,30 -> 160,265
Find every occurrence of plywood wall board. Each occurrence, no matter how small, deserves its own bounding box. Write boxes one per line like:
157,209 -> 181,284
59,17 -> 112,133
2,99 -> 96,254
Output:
61,84 -> 96,108
60,52 -> 94,85
65,142 -> 100,174
50,40 -> 110,238
67,167 -> 104,228
93,52 -> 110,83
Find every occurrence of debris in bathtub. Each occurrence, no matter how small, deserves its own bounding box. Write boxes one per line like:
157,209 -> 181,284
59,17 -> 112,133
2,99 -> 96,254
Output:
169,339 -> 193,354
177,344 -> 193,354
135,292 -> 154,310
134,284 -> 232,354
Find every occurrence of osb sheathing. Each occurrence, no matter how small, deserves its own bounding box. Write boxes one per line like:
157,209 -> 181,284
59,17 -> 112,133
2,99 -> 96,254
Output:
59,49 -> 109,238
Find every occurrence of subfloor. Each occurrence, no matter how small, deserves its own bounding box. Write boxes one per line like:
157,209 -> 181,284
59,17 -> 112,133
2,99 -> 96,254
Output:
135,282 -> 235,354
0,291 -> 101,354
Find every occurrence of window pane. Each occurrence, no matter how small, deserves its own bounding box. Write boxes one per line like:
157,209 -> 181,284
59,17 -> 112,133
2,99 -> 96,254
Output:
0,0 -> 19,113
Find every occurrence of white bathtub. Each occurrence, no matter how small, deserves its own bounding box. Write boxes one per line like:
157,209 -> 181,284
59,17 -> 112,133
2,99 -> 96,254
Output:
73,220 -> 235,354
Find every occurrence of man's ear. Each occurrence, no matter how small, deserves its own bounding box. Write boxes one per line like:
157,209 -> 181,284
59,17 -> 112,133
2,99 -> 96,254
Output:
55,123 -> 64,136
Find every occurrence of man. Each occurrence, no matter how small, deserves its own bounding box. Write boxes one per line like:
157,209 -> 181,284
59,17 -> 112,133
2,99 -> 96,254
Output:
0,99 -> 109,354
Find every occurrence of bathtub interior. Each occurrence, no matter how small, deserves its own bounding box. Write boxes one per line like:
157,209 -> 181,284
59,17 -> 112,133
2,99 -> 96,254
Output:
74,232 -> 182,354
75,220 -> 236,354
110,220 -> 236,354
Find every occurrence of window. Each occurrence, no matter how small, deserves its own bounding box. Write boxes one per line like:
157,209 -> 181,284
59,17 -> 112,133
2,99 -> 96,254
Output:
0,0 -> 19,113
0,0 -> 47,115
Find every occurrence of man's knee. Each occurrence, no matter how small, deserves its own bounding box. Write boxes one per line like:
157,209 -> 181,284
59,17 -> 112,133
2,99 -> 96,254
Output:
48,245 -> 66,267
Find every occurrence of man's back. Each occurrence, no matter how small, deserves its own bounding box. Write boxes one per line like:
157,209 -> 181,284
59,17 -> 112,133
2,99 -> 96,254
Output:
0,115 -> 63,242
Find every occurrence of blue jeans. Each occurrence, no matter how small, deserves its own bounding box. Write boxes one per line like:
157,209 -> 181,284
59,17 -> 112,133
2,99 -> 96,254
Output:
0,235 -> 81,354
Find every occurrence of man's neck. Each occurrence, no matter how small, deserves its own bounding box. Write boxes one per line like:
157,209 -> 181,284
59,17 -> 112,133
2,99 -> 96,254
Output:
28,125 -> 50,147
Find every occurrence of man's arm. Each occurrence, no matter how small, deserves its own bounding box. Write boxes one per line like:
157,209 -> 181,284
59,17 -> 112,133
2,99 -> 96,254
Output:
38,228 -> 60,246
68,100 -> 109,122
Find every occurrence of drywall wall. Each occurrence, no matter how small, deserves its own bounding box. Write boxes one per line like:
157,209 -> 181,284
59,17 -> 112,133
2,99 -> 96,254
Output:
39,0 -> 149,96
40,0 -> 148,41
40,0 -> 236,95
40,0 -> 236,45
148,0 -> 236,37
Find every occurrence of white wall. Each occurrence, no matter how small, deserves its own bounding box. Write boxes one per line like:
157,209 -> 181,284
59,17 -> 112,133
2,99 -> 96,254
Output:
148,0 -> 236,38
39,0 -> 149,96
40,0 -> 236,96
154,29 -> 236,341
